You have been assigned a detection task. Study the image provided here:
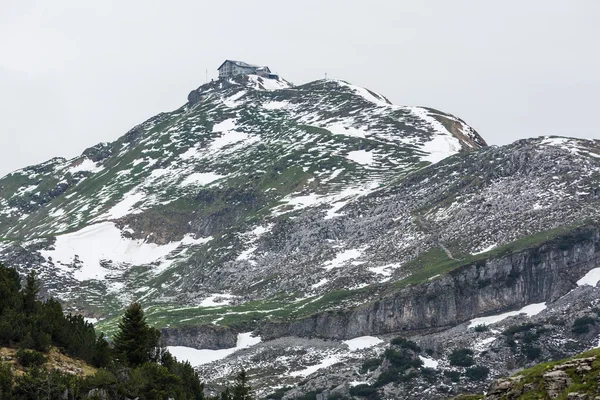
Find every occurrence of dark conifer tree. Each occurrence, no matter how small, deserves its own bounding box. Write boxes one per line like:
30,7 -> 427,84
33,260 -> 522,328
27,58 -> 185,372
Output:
22,270 -> 39,314
232,369 -> 253,400
112,302 -> 160,367
0,263 -> 21,313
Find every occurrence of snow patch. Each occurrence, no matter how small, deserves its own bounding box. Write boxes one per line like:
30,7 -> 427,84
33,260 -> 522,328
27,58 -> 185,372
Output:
346,150 -> 375,166
577,268 -> 600,287
472,244 -> 497,255
246,75 -> 291,91
180,172 -> 225,186
419,134 -> 462,164
212,119 -> 237,132
311,279 -> 329,289
263,100 -> 290,110
473,337 -> 497,352
167,332 -> 261,367
41,222 -> 210,281
343,336 -> 383,351
68,159 -> 103,174
236,246 -> 257,261
468,302 -> 547,328
325,123 -> 366,138
289,355 -> 340,377
210,131 -> 255,151
323,249 -> 363,270
200,293 -> 237,307
419,356 -> 439,369
101,191 -> 145,219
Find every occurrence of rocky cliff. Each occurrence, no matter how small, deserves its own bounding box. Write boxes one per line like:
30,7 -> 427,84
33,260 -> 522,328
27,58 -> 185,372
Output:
256,226 -> 600,340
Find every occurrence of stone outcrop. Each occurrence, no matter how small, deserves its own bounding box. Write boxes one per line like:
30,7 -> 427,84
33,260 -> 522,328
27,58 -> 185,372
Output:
483,356 -> 597,399
160,325 -> 237,349
187,90 -> 201,105
543,370 -> 572,398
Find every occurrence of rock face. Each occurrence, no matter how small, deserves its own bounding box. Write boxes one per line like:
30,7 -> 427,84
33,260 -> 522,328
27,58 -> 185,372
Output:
160,325 -> 237,349
543,370 -> 572,399
257,227 -> 600,340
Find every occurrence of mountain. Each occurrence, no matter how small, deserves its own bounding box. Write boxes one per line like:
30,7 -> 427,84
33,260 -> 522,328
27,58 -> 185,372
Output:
2,73 -> 600,398
0,74 -> 484,316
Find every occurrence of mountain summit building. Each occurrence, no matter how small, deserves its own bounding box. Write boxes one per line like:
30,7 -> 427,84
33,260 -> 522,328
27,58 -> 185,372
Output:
217,60 -> 278,80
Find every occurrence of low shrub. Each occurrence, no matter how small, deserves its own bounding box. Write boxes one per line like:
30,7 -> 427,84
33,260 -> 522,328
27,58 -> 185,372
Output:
572,316 -> 596,334
522,345 -> 542,360
503,323 -> 536,336
390,337 -> 421,352
360,358 -> 383,373
465,366 -> 489,381
449,349 -> 474,367
16,349 -> 47,368
384,349 -> 422,370
349,384 -> 379,398
444,370 -> 461,382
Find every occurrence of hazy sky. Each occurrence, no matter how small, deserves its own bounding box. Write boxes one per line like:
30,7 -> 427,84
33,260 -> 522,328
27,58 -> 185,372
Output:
1,0 -> 599,177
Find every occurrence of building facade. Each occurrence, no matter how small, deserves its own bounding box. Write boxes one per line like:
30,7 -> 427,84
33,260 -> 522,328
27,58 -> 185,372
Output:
218,60 -> 272,79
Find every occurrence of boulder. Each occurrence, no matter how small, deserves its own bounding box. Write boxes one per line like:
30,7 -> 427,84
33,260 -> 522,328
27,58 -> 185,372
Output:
543,370 -> 572,399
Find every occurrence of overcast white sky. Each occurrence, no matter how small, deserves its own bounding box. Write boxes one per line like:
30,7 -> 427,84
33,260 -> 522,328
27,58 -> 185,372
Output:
1,0 -> 599,177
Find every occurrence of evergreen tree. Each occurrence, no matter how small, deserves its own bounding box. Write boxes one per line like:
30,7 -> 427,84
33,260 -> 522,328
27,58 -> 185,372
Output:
0,363 -> 13,399
112,302 -> 161,367
220,387 -> 232,400
0,263 -> 21,313
92,333 -> 112,368
22,270 -> 39,314
232,369 -> 253,400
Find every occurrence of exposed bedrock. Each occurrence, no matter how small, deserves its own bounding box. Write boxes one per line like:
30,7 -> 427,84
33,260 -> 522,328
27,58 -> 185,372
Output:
257,227 -> 600,340
161,324 -> 237,349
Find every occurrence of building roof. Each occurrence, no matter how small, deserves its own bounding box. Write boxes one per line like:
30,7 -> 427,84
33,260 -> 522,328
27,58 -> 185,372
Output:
217,60 -> 268,71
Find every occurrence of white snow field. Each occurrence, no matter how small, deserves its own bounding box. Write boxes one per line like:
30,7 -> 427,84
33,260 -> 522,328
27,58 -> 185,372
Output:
289,355 -> 341,377
577,268 -> 600,287
343,336 -> 383,351
468,302 -> 547,328
167,332 -> 262,366
40,222 -> 210,281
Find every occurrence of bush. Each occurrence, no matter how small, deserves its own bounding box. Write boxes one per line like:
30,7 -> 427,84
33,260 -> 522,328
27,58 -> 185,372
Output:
14,367 -> 72,399
327,393 -> 350,400
16,349 -> 47,368
465,366 -> 489,381
444,370 -> 461,382
349,384 -> 378,397
522,345 -> 542,360
360,358 -> 383,373
266,386 -> 291,399
503,323 -> 536,336
0,363 -> 13,398
572,316 -> 596,334
449,349 -> 474,367
474,324 -> 489,332
390,337 -> 421,352
384,349 -> 423,370
374,369 -> 398,387
522,331 -> 541,344
295,391 -> 318,400
421,367 -> 437,383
